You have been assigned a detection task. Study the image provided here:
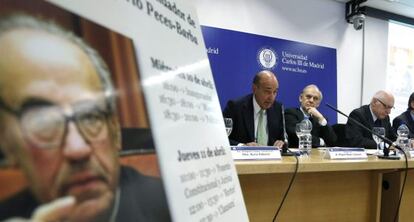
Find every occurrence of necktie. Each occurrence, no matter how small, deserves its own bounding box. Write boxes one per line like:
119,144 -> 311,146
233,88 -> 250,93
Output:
257,109 -> 267,145
374,119 -> 382,127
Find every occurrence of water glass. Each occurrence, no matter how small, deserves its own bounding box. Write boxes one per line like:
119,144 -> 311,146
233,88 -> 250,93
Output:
372,127 -> 385,155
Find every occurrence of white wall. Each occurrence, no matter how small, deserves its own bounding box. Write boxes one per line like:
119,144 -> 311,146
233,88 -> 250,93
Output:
362,16 -> 390,111
194,0 -> 367,123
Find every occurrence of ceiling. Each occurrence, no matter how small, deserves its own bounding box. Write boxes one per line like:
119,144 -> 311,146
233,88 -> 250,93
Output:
336,0 -> 414,19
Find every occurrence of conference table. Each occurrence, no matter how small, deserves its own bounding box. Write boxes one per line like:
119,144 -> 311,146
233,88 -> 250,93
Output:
235,149 -> 414,222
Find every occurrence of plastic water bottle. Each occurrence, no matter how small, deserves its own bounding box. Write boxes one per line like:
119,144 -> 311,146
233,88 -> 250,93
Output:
299,119 -> 312,156
397,124 -> 410,155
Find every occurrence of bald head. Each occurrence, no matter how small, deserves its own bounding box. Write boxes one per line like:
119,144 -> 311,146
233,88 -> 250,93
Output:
0,14 -> 115,109
252,70 -> 279,109
253,70 -> 277,85
370,90 -> 394,119
0,28 -> 103,106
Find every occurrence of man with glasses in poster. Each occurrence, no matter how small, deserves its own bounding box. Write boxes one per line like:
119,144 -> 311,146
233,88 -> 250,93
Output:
0,15 -> 170,222
345,90 -> 397,149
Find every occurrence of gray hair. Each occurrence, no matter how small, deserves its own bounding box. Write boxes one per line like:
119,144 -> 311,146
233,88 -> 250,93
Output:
301,84 -> 323,100
0,14 -> 116,111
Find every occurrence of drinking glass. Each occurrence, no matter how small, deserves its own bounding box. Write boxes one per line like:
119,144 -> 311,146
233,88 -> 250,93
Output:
372,127 -> 385,155
224,118 -> 233,136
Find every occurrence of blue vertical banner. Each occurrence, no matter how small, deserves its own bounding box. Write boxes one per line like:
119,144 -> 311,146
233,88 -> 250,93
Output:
201,26 -> 338,123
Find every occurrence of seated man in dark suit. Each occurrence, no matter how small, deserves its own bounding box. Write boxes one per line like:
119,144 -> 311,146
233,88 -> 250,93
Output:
223,70 -> 284,148
345,90 -> 397,149
393,92 -> 414,138
285,84 -> 337,147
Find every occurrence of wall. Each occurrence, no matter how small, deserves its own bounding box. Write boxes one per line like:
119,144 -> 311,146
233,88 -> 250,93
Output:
194,0 -> 365,123
363,17 -> 393,118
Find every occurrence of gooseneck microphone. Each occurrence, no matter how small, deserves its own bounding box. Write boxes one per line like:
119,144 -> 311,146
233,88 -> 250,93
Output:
272,106 -> 300,222
281,105 -> 294,156
325,103 -> 402,158
326,103 -> 408,222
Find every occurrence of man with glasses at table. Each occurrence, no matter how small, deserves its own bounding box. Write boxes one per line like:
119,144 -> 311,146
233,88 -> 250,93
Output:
345,90 -> 397,149
0,15 -> 170,222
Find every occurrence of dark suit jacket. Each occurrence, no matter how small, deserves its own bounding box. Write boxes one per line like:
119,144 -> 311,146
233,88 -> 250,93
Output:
0,166 -> 171,222
285,108 -> 337,147
345,105 -> 396,149
392,110 -> 414,138
223,94 -> 284,146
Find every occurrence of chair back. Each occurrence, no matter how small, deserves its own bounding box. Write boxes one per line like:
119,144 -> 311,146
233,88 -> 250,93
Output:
332,123 -> 348,147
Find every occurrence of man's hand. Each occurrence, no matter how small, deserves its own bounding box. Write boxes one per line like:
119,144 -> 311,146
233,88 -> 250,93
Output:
306,107 -> 323,121
32,196 -> 75,222
273,140 -> 284,149
245,142 -> 260,146
4,196 -> 76,222
306,107 -> 327,126
245,141 -> 284,148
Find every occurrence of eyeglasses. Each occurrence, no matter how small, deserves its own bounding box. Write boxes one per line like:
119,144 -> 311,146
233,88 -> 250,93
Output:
376,98 -> 394,110
0,99 -> 113,149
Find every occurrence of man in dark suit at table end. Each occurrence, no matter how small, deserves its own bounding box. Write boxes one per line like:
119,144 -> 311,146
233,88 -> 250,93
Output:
223,70 -> 284,148
345,90 -> 396,149
392,92 -> 414,138
285,84 -> 337,148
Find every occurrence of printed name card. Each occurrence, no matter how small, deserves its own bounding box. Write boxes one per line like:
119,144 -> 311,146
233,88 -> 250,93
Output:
404,150 -> 414,159
231,146 -> 281,160
324,147 -> 367,160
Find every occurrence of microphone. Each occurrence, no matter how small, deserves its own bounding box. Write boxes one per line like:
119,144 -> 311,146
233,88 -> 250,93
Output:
281,105 -> 295,156
326,103 -> 401,159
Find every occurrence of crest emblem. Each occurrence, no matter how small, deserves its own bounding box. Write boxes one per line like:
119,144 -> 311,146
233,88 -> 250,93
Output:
257,47 -> 278,69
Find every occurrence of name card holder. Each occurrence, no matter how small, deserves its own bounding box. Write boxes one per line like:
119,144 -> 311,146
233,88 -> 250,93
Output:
324,147 -> 367,160
404,150 -> 414,159
231,146 -> 281,160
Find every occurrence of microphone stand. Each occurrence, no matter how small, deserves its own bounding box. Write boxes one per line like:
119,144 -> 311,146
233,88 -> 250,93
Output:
281,105 -> 295,156
327,103 -> 409,222
325,103 -> 401,159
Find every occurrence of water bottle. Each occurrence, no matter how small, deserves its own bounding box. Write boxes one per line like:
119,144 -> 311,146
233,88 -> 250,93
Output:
299,119 -> 312,156
397,124 -> 410,155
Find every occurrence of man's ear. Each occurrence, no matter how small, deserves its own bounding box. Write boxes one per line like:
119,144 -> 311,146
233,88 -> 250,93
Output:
0,141 -> 18,168
109,115 -> 122,151
0,117 -> 19,168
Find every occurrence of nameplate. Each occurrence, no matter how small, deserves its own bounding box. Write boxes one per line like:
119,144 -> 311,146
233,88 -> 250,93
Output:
405,150 -> 414,158
324,147 -> 367,160
231,146 -> 281,160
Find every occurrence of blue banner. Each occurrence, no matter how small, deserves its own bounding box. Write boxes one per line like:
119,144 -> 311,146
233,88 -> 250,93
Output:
201,26 -> 338,123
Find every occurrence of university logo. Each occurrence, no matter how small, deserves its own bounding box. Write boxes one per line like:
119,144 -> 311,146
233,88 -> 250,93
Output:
257,47 -> 278,69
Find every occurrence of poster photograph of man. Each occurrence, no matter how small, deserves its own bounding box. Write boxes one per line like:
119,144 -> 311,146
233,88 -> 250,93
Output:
0,0 -> 171,221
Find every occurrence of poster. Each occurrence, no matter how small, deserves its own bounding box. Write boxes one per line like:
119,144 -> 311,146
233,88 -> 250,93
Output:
0,0 -> 248,221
